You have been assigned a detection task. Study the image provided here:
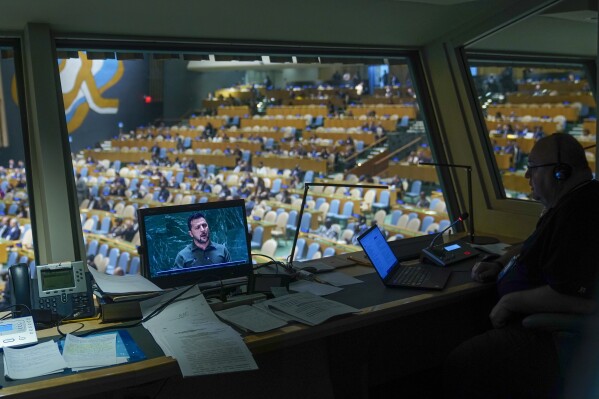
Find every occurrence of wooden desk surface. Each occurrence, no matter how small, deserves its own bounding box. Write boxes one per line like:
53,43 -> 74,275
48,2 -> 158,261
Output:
0,236 -> 499,398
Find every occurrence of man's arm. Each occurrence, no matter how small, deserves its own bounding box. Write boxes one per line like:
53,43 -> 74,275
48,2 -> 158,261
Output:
490,285 -> 597,328
471,243 -> 523,282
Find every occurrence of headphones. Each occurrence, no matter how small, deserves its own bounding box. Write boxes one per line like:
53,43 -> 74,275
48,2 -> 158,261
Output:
552,134 -> 572,181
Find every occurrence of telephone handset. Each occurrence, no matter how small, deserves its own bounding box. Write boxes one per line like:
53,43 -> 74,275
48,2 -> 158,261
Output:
9,261 -> 95,324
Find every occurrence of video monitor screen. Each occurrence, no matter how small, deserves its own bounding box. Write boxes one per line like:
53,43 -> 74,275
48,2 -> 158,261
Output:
137,199 -> 252,289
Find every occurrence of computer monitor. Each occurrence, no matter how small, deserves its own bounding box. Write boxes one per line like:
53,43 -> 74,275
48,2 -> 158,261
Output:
137,199 -> 252,289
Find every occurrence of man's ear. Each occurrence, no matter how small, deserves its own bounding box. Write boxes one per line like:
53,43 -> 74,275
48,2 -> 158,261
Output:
188,230 -> 193,238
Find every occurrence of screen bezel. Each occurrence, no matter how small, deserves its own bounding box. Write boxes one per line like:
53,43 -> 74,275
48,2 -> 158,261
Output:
137,199 -> 252,289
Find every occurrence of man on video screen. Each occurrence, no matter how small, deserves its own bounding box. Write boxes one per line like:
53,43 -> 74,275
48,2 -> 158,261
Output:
174,212 -> 231,268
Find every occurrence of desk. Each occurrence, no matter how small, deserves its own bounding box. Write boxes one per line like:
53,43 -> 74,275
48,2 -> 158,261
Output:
0,236 -> 500,398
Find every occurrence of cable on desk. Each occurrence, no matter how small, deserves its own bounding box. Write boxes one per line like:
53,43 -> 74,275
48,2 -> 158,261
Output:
56,311 -> 85,337
251,253 -> 288,274
0,304 -> 33,320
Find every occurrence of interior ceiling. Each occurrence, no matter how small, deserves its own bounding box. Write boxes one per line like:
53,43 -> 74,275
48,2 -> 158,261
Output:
0,0 -> 593,57
468,0 -> 597,56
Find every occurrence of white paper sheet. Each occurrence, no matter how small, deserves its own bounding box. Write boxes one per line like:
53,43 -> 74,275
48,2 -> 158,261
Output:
289,280 -> 343,296
4,340 -> 67,380
263,292 -> 360,326
216,305 -> 287,333
62,333 -> 118,369
89,267 -> 163,295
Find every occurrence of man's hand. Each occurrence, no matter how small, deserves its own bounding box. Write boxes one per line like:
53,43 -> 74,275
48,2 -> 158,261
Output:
471,260 -> 503,282
490,295 -> 513,328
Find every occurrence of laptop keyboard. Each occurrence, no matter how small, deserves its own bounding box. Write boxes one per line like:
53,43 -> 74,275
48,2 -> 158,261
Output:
393,266 -> 430,286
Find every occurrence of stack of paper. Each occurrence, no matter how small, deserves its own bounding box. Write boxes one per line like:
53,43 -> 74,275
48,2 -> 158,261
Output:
62,333 -> 125,371
215,305 -> 287,333
3,333 -> 131,379
89,267 -> 163,301
254,292 -> 360,326
4,341 -> 67,380
140,286 -> 258,377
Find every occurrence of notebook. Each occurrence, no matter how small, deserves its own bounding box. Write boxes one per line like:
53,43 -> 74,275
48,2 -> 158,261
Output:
357,225 -> 450,290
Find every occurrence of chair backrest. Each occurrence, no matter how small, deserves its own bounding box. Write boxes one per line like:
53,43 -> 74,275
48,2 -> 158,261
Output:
374,210 -> 386,226
117,252 -> 131,269
82,218 -> 96,232
127,256 -> 140,274
323,247 -> 336,258
408,212 -> 418,220
7,251 -> 18,267
312,251 -> 322,260
420,215 -> 435,232
425,222 -> 440,234
390,210 -> 403,225
409,180 -> 422,195
305,242 -> 320,260
87,240 -> 99,256
438,219 -> 451,232
260,239 -> 278,258
341,229 -> 354,242
122,205 -> 136,219
377,190 -> 390,205
433,201 -> 447,213
328,199 -> 340,215
275,212 -> 289,229
315,197 -> 326,210
363,189 -> 376,204
252,226 -> 264,244
429,198 -> 441,211
299,213 -> 311,232
341,201 -> 354,216
97,243 -> 109,257
396,214 -> 410,228
287,210 -> 298,228
294,238 -> 306,260
264,210 -> 277,223
406,217 -> 421,232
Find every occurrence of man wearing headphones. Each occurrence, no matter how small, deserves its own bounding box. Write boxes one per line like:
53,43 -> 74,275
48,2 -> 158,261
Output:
445,133 -> 599,398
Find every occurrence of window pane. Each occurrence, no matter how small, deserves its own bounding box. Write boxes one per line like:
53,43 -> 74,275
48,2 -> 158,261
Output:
467,61 -> 596,199
57,48 -> 452,273
0,45 -> 36,269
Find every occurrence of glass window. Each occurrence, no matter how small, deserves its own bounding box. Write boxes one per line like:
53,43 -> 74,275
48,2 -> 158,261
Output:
0,44 -> 37,269
56,46 -> 454,270
466,60 -> 596,200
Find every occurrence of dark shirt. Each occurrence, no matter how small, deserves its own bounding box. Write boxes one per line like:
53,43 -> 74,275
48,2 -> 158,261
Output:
498,180 -> 599,299
174,242 -> 231,268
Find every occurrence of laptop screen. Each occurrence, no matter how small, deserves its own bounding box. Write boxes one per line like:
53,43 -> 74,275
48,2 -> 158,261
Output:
137,199 -> 252,289
358,225 -> 398,280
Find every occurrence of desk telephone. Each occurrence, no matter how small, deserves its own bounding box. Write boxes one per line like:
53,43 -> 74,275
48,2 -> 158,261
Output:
9,261 -> 95,324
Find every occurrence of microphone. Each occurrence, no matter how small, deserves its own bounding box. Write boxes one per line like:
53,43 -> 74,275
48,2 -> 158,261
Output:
428,212 -> 468,249
419,161 -> 498,245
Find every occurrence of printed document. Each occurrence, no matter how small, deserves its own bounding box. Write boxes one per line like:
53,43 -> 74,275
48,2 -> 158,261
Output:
4,340 -> 67,380
63,333 -> 118,370
140,285 -> 258,377
216,305 -> 287,333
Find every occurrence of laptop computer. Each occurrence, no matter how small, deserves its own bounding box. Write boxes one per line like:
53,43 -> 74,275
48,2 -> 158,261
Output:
357,225 -> 451,290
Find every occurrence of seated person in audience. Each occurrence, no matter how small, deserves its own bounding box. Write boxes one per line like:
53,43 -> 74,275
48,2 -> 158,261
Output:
76,173 -> 88,205
350,216 -> 369,245
445,133 -> 599,398
580,128 -> 595,142
279,189 -> 292,204
86,254 -> 97,270
416,191 -> 430,209
250,178 -> 269,202
113,219 -> 138,242
255,162 -> 268,176
16,203 -> 29,219
113,266 -> 125,276
533,125 -> 545,141
314,218 -> 338,241
158,184 -> 170,202
93,196 -> 111,212
109,182 -> 126,197
174,212 -> 231,268
2,218 -> 20,241
110,218 -> 124,236
0,217 -> 10,237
